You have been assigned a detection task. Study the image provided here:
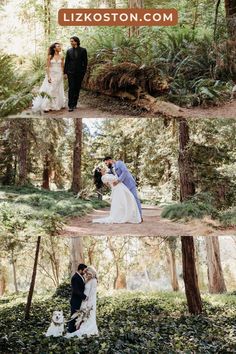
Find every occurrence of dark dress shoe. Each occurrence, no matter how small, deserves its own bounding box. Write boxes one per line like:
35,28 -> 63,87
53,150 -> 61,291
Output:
68,108 -> 74,112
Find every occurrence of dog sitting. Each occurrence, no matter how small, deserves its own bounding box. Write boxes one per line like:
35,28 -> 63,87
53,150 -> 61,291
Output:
45,310 -> 64,337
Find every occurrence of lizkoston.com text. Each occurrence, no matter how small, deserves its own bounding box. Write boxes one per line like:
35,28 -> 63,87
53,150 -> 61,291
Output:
58,8 -> 178,26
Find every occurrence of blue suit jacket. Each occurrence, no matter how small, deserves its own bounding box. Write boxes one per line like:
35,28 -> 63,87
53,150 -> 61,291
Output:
114,160 -> 136,190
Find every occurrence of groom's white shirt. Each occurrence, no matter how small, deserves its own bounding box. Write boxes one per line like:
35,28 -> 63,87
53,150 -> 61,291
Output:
112,163 -> 117,176
76,271 -> 85,283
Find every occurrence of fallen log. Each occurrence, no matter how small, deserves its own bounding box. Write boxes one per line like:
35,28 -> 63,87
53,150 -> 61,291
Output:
83,61 -> 184,117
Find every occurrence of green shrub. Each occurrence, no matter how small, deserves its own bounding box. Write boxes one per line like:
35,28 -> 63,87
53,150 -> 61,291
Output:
161,193 -> 218,221
219,208 -> 236,227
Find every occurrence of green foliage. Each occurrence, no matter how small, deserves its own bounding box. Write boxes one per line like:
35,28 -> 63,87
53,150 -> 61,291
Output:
0,53 -> 37,117
161,193 -> 218,221
0,186 -> 108,236
219,208 -> 236,227
53,281 -> 71,299
0,291 -> 236,353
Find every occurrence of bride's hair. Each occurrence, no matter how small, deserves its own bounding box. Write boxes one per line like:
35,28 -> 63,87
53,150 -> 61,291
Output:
48,42 -> 60,58
86,266 -> 97,280
94,167 -> 103,189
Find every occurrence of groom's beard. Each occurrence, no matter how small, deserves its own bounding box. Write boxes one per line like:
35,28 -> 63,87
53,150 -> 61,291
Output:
108,163 -> 113,169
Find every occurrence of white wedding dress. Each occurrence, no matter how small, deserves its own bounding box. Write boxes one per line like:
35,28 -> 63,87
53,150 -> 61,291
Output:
32,57 -> 65,112
93,174 -> 141,224
66,278 -> 98,338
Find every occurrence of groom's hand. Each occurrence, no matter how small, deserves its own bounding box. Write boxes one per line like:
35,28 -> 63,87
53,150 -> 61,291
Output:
64,74 -> 67,79
113,180 -> 119,186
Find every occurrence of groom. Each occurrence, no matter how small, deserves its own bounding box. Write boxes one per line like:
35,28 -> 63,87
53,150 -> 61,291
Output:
103,156 -> 143,221
68,263 -> 88,333
64,36 -> 88,112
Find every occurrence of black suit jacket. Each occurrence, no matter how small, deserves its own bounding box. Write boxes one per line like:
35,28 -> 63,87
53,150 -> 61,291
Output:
64,46 -> 88,76
70,272 -> 86,311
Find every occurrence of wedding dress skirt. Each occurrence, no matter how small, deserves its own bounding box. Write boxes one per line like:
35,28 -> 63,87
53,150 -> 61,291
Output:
93,174 -> 141,224
32,58 -> 65,112
65,278 -> 98,338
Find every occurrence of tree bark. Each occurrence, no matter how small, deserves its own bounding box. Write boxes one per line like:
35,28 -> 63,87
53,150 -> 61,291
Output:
11,250 -> 18,294
178,118 -> 195,202
70,237 -> 84,275
25,236 -> 41,320
181,236 -> 203,314
166,238 -> 179,291
44,0 -> 51,44
42,153 -> 50,190
71,118 -> 83,194
214,0 -> 222,40
205,236 -> 227,293
17,120 -> 29,186
0,269 -> 6,296
225,0 -> 236,38
178,118 -> 202,314
128,0 -> 144,37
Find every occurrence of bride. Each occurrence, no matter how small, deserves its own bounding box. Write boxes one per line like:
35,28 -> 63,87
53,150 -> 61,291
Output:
32,42 -> 65,112
93,167 -> 141,224
65,266 -> 98,338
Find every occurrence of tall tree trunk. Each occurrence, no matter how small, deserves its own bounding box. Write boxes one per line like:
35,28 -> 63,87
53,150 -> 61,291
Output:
44,0 -> 51,45
11,250 -> 18,294
108,237 -> 127,290
166,238 -> 179,291
48,237 -> 60,287
195,239 -> 206,290
225,0 -> 236,38
178,118 -> 202,314
0,268 -> 6,296
17,120 -> 29,186
214,0 -> 222,40
71,118 -> 82,194
114,269 -> 127,289
178,118 -> 195,202
42,153 -> 50,190
25,236 -> 41,320
205,236 -> 227,293
70,237 -> 84,275
181,237 -> 202,314
128,0 -> 144,37
192,0 -> 199,29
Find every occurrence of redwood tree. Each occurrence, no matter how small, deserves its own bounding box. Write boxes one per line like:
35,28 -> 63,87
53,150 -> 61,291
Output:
178,118 -> 202,314
225,0 -> 236,38
42,153 -> 51,190
71,118 -> 83,194
17,119 -> 30,186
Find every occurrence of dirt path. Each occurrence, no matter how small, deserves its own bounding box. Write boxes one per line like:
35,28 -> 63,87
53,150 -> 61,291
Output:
61,205 -> 236,237
21,92 -> 236,119
185,100 -> 236,119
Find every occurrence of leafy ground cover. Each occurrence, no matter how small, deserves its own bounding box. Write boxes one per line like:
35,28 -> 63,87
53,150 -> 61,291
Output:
0,288 -> 236,354
0,186 -> 108,236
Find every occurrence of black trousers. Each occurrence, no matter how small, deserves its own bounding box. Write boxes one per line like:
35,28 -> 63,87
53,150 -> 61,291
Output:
68,302 -> 81,333
67,73 -> 84,109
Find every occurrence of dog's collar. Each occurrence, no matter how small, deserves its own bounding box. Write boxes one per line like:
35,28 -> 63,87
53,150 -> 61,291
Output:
52,320 -> 64,326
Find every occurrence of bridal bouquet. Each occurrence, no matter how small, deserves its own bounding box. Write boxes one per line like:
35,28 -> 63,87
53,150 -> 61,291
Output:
71,305 -> 93,330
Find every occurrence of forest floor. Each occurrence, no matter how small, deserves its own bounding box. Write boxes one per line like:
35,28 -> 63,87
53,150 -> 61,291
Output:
24,91 -> 236,119
1,291 -> 236,353
62,204 -> 236,237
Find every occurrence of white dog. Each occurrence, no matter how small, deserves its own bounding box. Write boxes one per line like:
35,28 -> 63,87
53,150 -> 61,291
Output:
45,310 -> 64,337
231,84 -> 236,100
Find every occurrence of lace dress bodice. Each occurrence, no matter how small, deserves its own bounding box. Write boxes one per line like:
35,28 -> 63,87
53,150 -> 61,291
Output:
101,173 -> 117,188
50,58 -> 63,75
